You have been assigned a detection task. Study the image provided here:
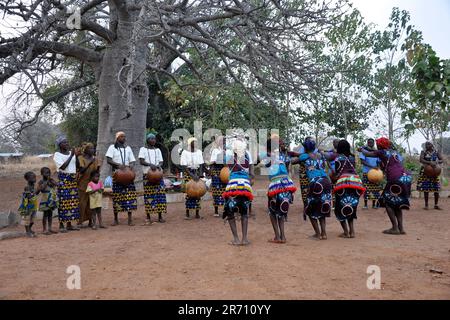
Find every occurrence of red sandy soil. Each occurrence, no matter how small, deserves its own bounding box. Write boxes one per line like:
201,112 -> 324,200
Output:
0,176 -> 449,300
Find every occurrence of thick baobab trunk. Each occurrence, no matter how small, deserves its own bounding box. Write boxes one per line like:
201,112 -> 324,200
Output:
96,19 -> 149,179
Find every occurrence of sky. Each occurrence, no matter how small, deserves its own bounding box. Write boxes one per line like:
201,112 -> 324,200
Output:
350,0 -> 450,152
1,1 -> 449,152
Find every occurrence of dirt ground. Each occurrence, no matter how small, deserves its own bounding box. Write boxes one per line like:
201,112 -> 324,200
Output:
0,175 -> 449,300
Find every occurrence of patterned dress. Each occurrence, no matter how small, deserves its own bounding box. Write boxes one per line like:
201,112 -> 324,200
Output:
38,181 -> 58,212
184,168 -> 201,210
222,152 -> 253,219
417,150 -> 441,192
376,150 -> 411,210
263,154 -> 297,218
210,164 -> 226,208
140,147 -> 167,216
333,155 -> 365,221
299,153 -> 332,221
57,172 -> 81,222
107,145 -> 138,214
112,179 -> 138,213
143,177 -> 167,215
360,149 -> 383,201
18,187 -> 38,225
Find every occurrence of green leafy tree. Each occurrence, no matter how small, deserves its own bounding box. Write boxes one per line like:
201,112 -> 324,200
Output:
370,7 -> 422,142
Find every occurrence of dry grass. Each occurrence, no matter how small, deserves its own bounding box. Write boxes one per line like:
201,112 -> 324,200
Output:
0,156 -> 56,178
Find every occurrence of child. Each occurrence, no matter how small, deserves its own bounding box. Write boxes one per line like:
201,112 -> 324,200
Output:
18,172 -> 38,238
38,167 -> 58,235
86,171 -> 106,230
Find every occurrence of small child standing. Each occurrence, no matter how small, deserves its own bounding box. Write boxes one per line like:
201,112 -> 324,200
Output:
86,171 -> 106,230
38,167 -> 58,235
18,172 -> 38,237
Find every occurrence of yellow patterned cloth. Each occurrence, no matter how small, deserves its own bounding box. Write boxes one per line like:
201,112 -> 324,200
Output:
57,172 -> 80,222
143,176 -> 167,215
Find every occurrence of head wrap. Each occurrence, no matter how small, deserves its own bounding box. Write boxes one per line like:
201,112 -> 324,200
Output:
424,141 -> 434,151
303,138 -> 316,152
187,137 -> 197,145
146,133 -> 156,140
232,139 -> 247,158
81,142 -> 95,154
115,131 -> 125,140
376,137 -> 391,150
55,136 -> 67,148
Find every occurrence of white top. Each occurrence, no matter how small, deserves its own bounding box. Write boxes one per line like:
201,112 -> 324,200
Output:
105,145 -> 136,166
180,149 -> 204,169
210,147 -> 224,164
138,147 -> 163,173
53,152 -> 77,174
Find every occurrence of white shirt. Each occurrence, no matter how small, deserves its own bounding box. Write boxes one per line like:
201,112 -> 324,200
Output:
105,145 -> 136,166
54,152 -> 77,174
138,147 -> 163,173
180,149 -> 204,169
210,147 -> 224,164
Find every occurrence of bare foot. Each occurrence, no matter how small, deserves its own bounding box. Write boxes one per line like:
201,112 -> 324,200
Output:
229,240 -> 241,246
320,234 -> 328,240
241,239 -> 251,246
383,228 -> 400,235
399,230 -> 406,235
339,233 -> 350,238
309,234 -> 321,240
268,238 -> 283,244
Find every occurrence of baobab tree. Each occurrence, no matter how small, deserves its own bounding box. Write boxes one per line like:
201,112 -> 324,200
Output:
1,0 -> 348,176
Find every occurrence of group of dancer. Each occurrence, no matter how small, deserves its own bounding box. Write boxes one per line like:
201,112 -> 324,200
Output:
18,131 -> 444,245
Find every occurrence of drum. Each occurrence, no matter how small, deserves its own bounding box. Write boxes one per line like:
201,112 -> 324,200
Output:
147,167 -> 163,184
424,165 -> 441,178
367,168 -> 384,184
219,166 -> 230,184
186,179 -> 207,199
113,167 -> 135,185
